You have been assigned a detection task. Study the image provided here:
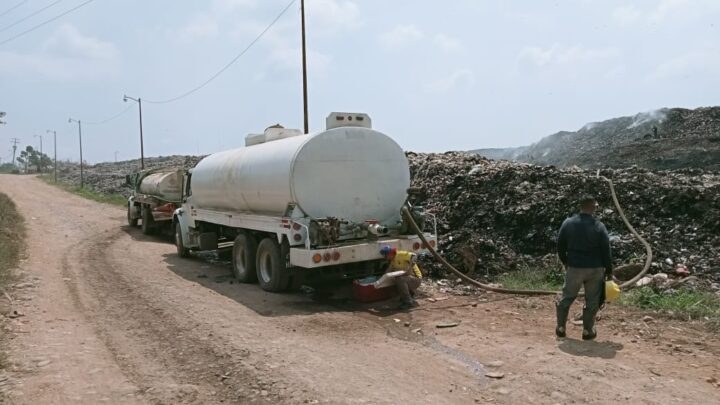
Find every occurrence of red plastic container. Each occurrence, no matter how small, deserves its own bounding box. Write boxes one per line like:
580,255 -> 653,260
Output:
352,277 -> 398,303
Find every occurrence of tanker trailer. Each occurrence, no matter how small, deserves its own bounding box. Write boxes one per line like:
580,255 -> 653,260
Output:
173,112 -> 437,292
126,168 -> 185,235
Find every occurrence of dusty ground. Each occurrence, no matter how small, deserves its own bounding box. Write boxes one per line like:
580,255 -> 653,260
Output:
0,174 -> 719,404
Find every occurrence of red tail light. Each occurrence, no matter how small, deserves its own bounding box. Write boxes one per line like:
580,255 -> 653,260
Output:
323,252 -> 332,262
293,234 -> 302,242
332,251 -> 341,261
413,242 -> 421,250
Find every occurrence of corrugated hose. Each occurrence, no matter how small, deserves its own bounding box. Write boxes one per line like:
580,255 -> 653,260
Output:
401,175 -> 653,296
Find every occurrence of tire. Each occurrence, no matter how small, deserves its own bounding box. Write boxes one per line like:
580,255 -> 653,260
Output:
127,204 -> 138,227
141,206 -> 154,235
231,233 -> 257,283
256,238 -> 290,292
175,221 -> 190,258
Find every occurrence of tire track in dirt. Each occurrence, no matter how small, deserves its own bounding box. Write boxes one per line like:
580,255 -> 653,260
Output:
60,227 -> 288,404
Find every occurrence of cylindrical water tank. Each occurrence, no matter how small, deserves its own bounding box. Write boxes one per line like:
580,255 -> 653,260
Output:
138,170 -> 183,201
191,126 -> 410,224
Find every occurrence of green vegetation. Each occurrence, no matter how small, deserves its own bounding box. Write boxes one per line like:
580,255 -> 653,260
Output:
0,192 -> 26,369
619,287 -> 720,329
38,175 -> 127,206
0,163 -> 20,174
15,146 -> 52,173
497,264 -> 564,291
498,265 -> 720,329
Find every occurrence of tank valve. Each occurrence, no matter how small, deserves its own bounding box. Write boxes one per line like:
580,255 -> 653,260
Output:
364,223 -> 389,236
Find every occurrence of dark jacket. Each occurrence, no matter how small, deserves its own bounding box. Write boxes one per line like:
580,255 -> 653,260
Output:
557,213 -> 612,274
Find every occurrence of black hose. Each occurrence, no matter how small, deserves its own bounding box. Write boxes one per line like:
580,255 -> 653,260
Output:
402,176 -> 652,296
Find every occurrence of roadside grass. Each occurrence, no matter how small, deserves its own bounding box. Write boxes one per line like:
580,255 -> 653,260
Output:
38,174 -> 126,207
0,192 -> 26,369
619,287 -> 720,330
498,266 -> 720,329
497,264 -> 564,291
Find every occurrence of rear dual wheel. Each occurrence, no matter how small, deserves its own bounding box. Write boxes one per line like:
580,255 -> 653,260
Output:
231,233 -> 257,283
256,238 -> 290,292
141,206 -> 155,235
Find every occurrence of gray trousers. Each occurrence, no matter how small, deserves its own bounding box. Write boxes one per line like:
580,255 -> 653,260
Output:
395,275 -> 421,304
556,267 -> 604,329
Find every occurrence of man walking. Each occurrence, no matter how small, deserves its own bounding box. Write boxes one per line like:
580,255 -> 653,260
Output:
556,196 -> 613,340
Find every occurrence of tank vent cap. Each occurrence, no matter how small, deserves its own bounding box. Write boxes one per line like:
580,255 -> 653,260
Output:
326,112 -> 372,130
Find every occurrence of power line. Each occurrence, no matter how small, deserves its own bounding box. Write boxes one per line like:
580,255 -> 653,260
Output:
0,0 -> 29,19
145,0 -> 297,104
84,103 -> 135,125
0,0 -> 94,47
0,0 -> 65,34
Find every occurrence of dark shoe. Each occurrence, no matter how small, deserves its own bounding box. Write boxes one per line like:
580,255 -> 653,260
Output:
582,327 -> 597,341
555,326 -> 566,338
397,300 -> 417,310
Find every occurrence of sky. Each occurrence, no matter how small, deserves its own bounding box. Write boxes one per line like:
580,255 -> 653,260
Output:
1,0 -> 719,164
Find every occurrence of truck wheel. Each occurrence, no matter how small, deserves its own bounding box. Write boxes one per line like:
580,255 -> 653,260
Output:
175,221 -> 190,258
256,238 -> 290,292
231,234 -> 257,283
127,204 -> 138,227
141,206 -> 154,235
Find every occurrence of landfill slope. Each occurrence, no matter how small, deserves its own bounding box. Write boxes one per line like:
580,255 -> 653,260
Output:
473,106 -> 720,171
408,152 -> 720,282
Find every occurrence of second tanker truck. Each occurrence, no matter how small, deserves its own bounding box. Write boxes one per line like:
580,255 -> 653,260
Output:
171,112 -> 436,292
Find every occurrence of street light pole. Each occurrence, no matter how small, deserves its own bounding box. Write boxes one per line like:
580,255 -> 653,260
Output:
301,0 -> 309,134
46,129 -> 57,182
114,150 -> 118,163
33,134 -> 43,173
68,118 -> 84,188
33,134 -> 43,155
123,95 -> 145,170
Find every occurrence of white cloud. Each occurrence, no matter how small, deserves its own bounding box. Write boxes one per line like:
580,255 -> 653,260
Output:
380,24 -> 424,49
0,24 -> 119,81
612,5 -> 642,25
213,0 -> 256,11
181,14 -> 220,39
433,33 -> 462,52
306,0 -> 361,32
270,46 -> 331,77
518,44 -> 619,67
647,48 -> 720,81
612,0 -> 720,25
427,68 -> 475,93
649,0 -> 689,23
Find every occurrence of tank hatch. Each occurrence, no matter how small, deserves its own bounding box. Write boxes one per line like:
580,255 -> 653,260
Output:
326,112 -> 372,130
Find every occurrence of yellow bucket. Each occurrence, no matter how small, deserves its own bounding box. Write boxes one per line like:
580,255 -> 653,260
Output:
605,281 -> 621,302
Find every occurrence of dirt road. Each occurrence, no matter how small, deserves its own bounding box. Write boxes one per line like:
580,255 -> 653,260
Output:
1,175 -> 719,404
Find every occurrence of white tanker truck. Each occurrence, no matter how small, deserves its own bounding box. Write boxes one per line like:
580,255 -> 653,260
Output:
126,168 -> 185,235
172,112 -> 437,292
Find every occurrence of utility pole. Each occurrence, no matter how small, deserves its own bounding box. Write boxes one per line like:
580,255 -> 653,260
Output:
34,134 -> 43,155
33,134 -> 43,172
123,95 -> 145,169
68,118 -> 84,188
301,0 -> 309,134
114,150 -> 118,163
47,130 -> 57,183
10,137 -> 19,167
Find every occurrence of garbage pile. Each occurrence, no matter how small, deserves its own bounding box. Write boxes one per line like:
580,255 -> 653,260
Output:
474,106 -> 720,171
408,152 -> 720,282
56,155 -> 203,196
